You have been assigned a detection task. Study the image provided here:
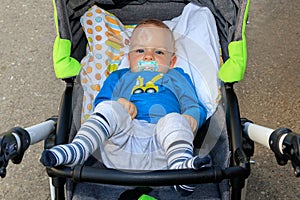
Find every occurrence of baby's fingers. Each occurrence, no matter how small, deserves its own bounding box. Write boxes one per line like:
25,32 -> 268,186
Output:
128,103 -> 137,119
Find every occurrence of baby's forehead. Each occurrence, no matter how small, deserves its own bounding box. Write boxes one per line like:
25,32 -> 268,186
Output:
132,24 -> 172,38
130,25 -> 175,51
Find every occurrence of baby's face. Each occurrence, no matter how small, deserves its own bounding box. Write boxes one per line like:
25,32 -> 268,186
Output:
128,24 -> 176,73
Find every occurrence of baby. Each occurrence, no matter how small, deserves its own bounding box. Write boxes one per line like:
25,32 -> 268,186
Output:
40,19 -> 210,196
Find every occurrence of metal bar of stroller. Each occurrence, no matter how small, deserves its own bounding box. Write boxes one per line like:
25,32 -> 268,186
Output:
47,165 -> 249,186
223,83 -> 250,200
52,78 -> 75,200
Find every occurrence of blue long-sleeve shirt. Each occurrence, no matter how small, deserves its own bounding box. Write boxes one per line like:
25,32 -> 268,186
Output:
94,68 -> 207,128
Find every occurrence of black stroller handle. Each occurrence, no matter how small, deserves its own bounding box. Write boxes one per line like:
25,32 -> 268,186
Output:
243,120 -> 300,177
47,165 -> 249,186
0,127 -> 30,178
0,119 -> 57,178
270,128 -> 300,177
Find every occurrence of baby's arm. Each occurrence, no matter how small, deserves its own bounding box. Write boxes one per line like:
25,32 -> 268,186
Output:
117,98 -> 137,119
169,68 -> 207,131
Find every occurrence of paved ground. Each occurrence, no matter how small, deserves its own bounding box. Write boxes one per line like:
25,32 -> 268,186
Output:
0,0 -> 299,199
238,1 -> 300,199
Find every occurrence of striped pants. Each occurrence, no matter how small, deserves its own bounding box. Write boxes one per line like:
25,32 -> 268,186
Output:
49,100 -> 195,170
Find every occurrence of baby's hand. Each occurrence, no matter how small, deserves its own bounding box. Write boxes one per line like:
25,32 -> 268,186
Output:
117,98 -> 137,119
182,114 -> 198,133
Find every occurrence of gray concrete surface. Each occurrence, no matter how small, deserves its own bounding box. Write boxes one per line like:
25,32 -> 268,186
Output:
0,0 -> 299,199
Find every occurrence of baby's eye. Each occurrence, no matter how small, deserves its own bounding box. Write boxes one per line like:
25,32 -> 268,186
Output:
155,50 -> 165,55
135,49 -> 144,53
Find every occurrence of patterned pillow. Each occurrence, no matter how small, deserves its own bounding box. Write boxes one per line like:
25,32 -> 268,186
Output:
80,5 -> 132,123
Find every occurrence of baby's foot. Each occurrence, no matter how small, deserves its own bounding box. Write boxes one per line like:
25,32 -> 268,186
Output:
192,155 -> 211,169
173,156 -> 211,196
40,150 -> 58,167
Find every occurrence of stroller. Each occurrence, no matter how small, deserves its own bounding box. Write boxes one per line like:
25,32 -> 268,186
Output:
0,0 -> 299,199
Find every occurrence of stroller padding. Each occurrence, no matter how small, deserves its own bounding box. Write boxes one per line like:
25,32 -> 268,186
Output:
71,182 -> 221,200
68,102 -> 230,200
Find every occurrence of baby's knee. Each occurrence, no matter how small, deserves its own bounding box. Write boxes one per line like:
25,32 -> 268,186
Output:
157,113 -> 189,127
156,113 -> 191,136
94,100 -> 131,127
95,100 -> 125,115
156,113 -> 194,147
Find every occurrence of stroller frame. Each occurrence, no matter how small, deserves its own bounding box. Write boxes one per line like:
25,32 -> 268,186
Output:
0,0 -> 299,200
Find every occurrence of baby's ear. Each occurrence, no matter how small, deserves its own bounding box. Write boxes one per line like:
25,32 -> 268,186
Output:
170,54 -> 177,68
128,54 -> 131,67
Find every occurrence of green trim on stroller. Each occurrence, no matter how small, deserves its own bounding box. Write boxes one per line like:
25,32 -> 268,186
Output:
219,1 -> 250,83
53,37 -> 81,79
139,194 -> 157,200
218,0 -> 250,83
52,0 -> 81,79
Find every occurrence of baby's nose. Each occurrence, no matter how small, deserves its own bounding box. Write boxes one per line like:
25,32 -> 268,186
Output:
143,50 -> 154,61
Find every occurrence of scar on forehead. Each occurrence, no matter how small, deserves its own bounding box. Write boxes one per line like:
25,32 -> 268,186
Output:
132,29 -> 153,41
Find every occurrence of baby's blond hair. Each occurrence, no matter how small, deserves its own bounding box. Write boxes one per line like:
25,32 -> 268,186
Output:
135,19 -> 170,29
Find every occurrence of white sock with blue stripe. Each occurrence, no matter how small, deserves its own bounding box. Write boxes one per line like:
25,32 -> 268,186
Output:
167,142 -> 211,196
40,112 -> 110,167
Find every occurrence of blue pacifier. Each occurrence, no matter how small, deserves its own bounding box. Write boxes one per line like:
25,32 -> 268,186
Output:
137,60 -> 159,72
